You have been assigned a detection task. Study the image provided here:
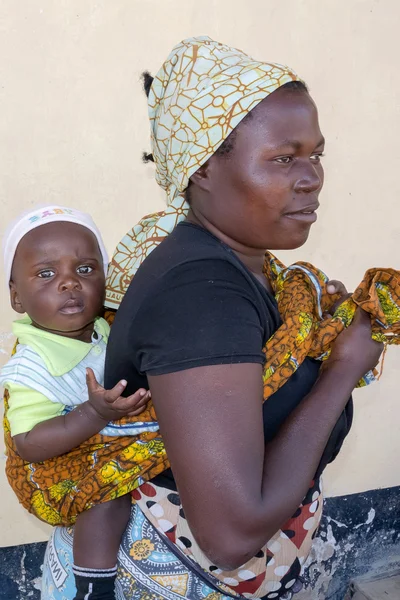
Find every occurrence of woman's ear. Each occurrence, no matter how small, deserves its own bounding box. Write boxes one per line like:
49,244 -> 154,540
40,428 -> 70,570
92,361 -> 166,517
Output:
189,161 -> 212,193
10,282 -> 25,314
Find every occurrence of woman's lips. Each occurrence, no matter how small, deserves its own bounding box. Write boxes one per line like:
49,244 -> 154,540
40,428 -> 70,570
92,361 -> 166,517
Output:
284,210 -> 318,223
59,298 -> 85,314
284,203 -> 319,224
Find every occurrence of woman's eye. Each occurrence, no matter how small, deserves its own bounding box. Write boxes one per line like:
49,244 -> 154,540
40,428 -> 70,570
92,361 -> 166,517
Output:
310,153 -> 324,162
275,156 -> 293,164
38,269 -> 55,279
77,265 -> 93,274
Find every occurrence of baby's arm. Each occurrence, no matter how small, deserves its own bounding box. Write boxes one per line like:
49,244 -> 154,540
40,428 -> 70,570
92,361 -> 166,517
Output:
13,370 -> 150,463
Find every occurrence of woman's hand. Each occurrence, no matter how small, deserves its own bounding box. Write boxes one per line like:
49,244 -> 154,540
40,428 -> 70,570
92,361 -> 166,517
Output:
326,279 -> 348,297
325,279 -> 352,316
326,308 -> 383,380
325,281 -> 383,378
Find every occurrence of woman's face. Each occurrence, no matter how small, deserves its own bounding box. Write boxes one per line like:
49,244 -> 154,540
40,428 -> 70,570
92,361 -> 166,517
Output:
190,87 -> 325,251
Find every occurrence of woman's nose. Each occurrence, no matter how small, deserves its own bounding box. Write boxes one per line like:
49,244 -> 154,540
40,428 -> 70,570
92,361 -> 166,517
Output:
294,163 -> 323,194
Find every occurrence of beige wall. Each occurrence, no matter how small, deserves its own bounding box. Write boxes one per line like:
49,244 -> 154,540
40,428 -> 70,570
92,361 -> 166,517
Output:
1,0 -> 399,547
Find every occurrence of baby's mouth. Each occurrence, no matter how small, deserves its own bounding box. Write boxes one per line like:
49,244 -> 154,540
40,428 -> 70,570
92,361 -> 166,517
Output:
59,298 -> 85,315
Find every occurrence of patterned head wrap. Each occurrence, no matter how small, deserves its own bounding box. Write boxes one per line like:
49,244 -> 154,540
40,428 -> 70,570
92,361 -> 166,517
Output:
106,36 -> 299,308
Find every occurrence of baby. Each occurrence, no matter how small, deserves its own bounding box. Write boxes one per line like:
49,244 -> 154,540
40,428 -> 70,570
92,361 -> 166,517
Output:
0,206 -> 160,600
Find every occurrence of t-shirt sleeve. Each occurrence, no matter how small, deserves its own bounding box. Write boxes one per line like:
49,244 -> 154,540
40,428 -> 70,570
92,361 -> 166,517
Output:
131,258 -> 268,375
6,382 -> 64,436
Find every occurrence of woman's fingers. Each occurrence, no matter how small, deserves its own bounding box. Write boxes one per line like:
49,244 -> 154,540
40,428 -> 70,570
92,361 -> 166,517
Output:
326,279 -> 348,296
325,280 -> 353,316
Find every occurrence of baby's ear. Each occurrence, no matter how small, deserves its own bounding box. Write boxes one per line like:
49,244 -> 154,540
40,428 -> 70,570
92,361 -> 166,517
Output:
10,281 -> 25,314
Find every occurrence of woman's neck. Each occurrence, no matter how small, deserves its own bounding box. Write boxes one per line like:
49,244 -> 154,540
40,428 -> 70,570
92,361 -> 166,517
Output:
186,210 -> 272,292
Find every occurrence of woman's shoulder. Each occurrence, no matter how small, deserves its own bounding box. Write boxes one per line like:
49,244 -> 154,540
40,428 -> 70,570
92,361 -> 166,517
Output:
117,221 -> 279,330
136,221 -> 257,286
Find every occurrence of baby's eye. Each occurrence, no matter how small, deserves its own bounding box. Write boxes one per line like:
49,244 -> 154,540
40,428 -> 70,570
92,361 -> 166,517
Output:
275,156 -> 293,164
77,265 -> 93,274
38,269 -> 55,279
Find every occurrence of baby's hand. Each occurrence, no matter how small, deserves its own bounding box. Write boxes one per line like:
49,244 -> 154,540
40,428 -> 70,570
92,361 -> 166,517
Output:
86,368 -> 151,422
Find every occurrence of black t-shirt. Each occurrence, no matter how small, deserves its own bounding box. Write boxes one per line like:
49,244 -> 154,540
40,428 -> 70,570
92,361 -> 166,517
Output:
105,222 -> 353,478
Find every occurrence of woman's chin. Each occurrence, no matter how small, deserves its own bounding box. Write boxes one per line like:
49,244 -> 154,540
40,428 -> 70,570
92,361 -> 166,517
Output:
268,233 -> 311,252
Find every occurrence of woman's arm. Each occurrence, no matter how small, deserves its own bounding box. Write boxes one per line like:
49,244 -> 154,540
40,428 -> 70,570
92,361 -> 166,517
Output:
148,310 -> 382,570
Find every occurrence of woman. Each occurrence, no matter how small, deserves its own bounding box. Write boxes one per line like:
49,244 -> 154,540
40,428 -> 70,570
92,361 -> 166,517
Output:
41,37 -> 387,600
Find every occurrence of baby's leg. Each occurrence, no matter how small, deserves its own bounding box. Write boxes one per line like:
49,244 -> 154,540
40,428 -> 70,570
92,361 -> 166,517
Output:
72,494 -> 131,600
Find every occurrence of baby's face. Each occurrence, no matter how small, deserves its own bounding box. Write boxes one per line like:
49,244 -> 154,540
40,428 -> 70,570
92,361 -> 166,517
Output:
10,222 -> 106,340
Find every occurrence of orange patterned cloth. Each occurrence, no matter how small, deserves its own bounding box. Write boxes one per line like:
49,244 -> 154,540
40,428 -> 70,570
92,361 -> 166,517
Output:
2,346 -> 169,526
262,255 -> 400,396
3,254 -> 399,531
5,253 -> 400,528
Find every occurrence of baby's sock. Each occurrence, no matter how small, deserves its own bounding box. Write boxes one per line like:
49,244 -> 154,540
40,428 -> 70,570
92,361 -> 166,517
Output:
73,564 -> 117,600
